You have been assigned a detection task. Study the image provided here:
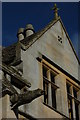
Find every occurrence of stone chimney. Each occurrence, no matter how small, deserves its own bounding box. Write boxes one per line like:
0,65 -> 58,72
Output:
17,28 -> 24,41
25,24 -> 35,37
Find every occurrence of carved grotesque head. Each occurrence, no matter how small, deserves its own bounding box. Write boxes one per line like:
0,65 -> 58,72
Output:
34,88 -> 45,96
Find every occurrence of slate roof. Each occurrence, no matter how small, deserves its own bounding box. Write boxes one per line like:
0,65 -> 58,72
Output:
2,17 -> 80,65
2,43 -> 16,64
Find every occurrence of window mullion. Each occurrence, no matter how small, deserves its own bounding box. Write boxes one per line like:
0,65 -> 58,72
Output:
71,86 -> 76,119
73,87 -> 79,120
47,70 -> 52,107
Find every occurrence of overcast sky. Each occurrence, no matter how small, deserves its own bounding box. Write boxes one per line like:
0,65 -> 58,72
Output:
2,2 -> 79,58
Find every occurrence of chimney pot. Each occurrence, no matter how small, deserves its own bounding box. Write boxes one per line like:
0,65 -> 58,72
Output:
17,28 -> 24,41
25,24 -> 35,37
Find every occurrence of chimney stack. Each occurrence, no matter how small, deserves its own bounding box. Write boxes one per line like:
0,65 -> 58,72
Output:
25,24 -> 35,37
17,28 -> 24,41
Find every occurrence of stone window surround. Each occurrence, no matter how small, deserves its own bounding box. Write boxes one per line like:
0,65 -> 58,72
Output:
42,63 -> 59,109
39,58 -> 80,119
66,80 -> 80,120
41,60 -> 70,118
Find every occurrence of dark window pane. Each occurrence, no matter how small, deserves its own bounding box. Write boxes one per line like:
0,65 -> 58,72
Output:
66,83 -> 71,94
73,88 -> 79,120
51,72 -> 55,83
73,87 -> 77,98
75,102 -> 79,120
68,95 -> 73,119
43,66 -> 48,78
66,83 -> 73,120
51,86 -> 56,109
43,80 -> 48,104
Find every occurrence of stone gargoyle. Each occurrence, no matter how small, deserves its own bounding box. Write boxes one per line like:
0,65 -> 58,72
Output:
1,77 -> 45,119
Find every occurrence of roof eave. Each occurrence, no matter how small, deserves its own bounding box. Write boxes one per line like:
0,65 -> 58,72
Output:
1,63 -> 31,88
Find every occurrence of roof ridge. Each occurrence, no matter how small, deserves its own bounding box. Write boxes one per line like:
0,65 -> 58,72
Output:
20,17 -> 60,48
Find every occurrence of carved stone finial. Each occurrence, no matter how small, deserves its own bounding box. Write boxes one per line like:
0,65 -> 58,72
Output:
52,4 -> 59,20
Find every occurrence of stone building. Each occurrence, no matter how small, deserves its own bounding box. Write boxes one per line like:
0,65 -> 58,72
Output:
1,4 -> 80,120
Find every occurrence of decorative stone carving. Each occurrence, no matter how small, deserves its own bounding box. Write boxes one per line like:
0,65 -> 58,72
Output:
1,76 -> 44,119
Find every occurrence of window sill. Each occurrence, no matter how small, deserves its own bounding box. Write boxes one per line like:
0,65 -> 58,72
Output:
43,102 -> 70,120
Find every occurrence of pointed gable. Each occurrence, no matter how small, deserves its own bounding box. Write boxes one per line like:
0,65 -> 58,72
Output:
20,17 -> 79,65
49,18 -> 79,64
2,16 -> 79,80
20,17 -> 79,80
36,18 -> 79,80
